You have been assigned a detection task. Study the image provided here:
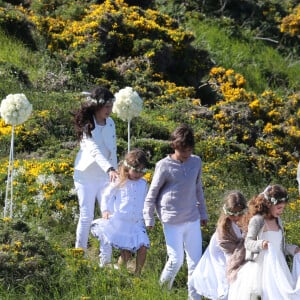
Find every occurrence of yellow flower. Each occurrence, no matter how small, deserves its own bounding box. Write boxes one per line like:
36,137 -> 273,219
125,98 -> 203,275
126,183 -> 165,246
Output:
263,123 -> 273,134
192,99 -> 201,106
289,202 -> 296,211
14,241 -> 22,249
143,172 -> 152,183
70,248 -> 85,258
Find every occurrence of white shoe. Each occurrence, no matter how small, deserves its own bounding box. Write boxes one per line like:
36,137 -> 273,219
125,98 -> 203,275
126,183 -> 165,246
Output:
99,260 -> 111,268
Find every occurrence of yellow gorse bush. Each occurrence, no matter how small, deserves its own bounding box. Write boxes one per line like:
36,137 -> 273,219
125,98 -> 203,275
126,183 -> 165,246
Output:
280,5 -> 300,36
205,65 -> 300,179
24,0 -> 193,61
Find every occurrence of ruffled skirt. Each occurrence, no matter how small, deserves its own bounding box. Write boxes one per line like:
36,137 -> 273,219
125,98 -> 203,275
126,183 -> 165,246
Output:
91,216 -> 150,253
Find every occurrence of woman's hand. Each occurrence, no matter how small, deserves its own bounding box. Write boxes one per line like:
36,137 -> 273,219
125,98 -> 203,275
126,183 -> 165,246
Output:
108,169 -> 118,182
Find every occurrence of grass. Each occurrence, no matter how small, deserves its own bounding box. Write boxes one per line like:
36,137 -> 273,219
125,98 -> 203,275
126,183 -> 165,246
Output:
0,29 -> 46,84
187,18 -> 300,93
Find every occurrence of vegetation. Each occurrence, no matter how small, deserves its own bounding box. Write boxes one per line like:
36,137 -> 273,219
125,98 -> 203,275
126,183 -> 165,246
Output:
0,0 -> 300,299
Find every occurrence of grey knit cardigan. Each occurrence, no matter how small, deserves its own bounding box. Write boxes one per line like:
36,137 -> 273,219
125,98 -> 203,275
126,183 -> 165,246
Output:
245,214 -> 297,261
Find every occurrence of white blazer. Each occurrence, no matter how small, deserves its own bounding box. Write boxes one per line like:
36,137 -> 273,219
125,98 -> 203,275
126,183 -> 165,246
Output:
74,117 -> 117,174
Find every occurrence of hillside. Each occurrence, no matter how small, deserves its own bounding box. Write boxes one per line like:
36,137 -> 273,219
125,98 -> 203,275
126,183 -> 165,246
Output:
0,0 -> 300,299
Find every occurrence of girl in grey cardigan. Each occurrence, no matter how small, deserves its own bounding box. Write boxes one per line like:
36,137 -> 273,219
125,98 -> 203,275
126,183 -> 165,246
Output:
228,184 -> 300,300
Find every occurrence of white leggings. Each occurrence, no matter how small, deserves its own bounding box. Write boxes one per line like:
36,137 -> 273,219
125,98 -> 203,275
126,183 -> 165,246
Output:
160,219 -> 202,299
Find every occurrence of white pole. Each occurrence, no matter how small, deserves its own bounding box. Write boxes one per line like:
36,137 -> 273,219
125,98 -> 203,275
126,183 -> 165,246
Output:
9,125 -> 14,218
4,125 -> 14,218
128,119 -> 131,153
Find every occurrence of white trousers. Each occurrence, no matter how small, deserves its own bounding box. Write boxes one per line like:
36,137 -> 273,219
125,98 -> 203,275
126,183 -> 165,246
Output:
74,180 -> 111,263
160,219 -> 202,300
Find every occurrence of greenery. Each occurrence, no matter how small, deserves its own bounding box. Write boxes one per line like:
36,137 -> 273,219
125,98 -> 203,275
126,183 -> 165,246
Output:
0,0 -> 300,299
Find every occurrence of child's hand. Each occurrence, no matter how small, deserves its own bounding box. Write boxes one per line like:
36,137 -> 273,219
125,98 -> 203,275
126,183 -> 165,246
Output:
102,211 -> 111,219
201,219 -> 208,227
262,240 -> 269,249
108,169 -> 119,182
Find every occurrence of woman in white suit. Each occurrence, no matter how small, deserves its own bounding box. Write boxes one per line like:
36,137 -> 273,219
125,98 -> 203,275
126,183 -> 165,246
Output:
73,86 -> 118,264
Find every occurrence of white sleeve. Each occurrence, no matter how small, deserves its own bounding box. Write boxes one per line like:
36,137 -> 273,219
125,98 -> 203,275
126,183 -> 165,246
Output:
83,136 -> 112,173
101,184 -> 117,213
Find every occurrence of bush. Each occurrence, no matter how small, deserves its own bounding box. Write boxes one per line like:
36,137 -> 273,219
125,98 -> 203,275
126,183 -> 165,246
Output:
0,219 -> 65,296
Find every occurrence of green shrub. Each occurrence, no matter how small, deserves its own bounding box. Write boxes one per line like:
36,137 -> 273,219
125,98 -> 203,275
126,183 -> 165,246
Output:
0,219 -> 65,296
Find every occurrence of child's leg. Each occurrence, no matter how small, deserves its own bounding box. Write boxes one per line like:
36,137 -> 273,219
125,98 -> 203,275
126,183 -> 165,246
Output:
184,219 -> 202,300
119,249 -> 132,268
99,242 -> 112,267
135,246 -> 147,275
160,222 -> 185,289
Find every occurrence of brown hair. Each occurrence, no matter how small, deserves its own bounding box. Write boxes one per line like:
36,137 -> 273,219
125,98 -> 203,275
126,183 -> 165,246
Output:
117,149 -> 148,187
170,123 -> 195,149
241,184 -> 288,232
73,86 -> 114,140
217,191 -> 247,237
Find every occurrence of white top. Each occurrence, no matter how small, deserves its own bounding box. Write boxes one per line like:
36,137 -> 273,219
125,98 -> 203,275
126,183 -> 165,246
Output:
74,117 -> 117,182
102,178 -> 148,224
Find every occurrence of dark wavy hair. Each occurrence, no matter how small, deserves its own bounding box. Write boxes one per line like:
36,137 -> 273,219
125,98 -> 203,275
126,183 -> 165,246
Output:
73,86 -> 114,140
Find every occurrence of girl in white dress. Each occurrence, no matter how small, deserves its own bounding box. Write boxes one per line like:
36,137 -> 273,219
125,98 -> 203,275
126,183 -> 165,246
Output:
189,191 -> 247,300
228,184 -> 300,300
91,149 -> 150,275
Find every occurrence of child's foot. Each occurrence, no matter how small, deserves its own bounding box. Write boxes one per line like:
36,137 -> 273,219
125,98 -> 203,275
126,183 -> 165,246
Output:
99,260 -> 111,268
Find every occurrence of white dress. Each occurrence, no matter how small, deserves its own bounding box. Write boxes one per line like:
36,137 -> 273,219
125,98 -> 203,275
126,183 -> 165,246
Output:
91,178 -> 150,252
189,222 -> 242,300
228,229 -> 300,300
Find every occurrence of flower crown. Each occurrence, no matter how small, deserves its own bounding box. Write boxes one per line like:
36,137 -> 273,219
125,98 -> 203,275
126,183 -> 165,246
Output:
81,91 -> 115,105
123,160 -> 147,173
223,205 -> 247,217
261,186 -> 288,205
